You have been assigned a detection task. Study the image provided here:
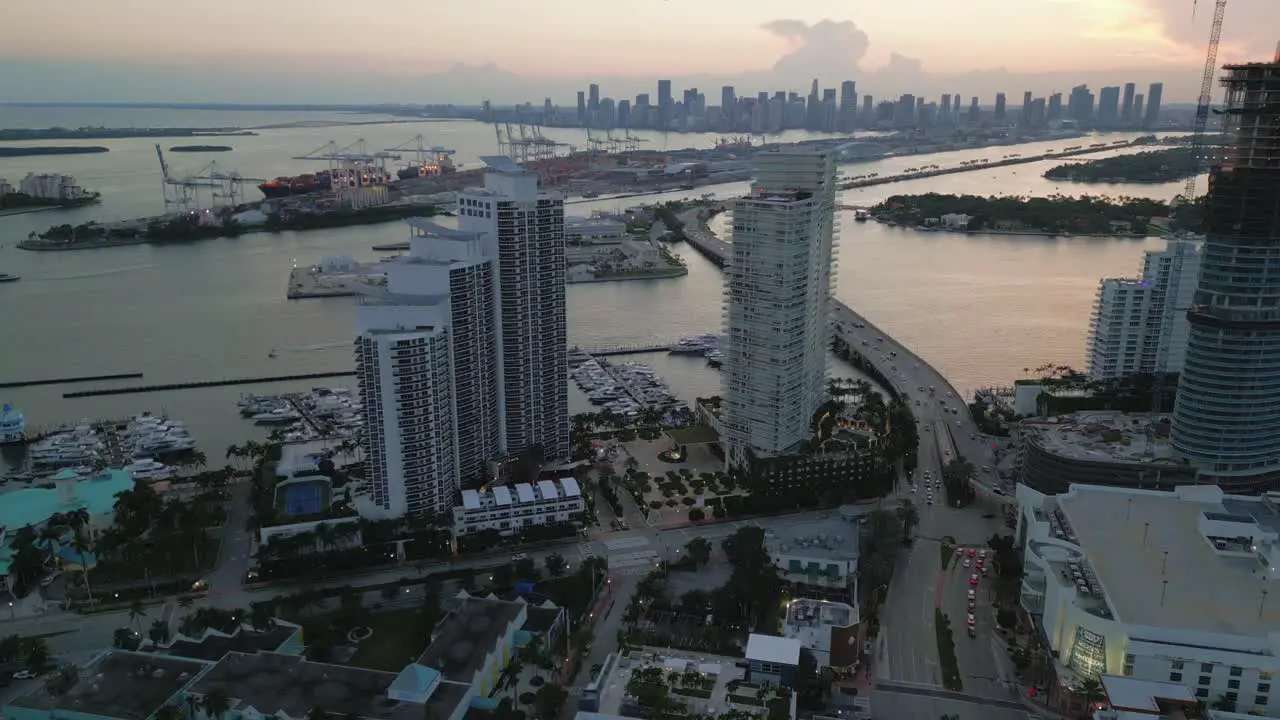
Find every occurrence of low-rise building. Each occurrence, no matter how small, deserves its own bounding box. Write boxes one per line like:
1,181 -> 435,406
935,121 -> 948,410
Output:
780,599 -> 860,671
1017,482 -> 1280,717
453,478 -> 585,536
764,518 -> 860,591
745,633 -> 803,688
1018,412 -> 1196,494
940,213 -> 973,229
18,172 -> 89,200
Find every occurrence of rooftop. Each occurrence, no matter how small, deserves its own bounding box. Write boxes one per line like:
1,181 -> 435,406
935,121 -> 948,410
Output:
417,597 -> 525,682
780,599 -> 860,668
187,651 -> 449,720
10,650 -> 207,720
763,516 -> 861,563
1024,411 -> 1177,464
746,633 -> 802,666
458,477 -> 582,512
1056,485 -> 1280,635
150,625 -> 299,662
593,649 -> 791,720
406,216 -> 482,240
1100,674 -> 1195,714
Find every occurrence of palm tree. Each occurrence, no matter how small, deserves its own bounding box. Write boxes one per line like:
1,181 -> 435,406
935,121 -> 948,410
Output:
1078,678 -> 1103,712
128,600 -> 147,629
155,705 -> 185,720
201,689 -> 231,720
113,627 -> 135,649
73,536 -> 95,604
896,499 -> 920,543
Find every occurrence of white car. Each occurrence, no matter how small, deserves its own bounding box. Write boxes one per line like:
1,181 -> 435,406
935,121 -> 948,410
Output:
963,558 -> 971,568
13,670 -> 36,680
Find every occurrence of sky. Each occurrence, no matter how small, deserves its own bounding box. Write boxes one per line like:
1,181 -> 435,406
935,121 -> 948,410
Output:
0,0 -> 1276,105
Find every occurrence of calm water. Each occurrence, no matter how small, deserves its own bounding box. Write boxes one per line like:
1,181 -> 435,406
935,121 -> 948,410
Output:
0,107 -> 1198,465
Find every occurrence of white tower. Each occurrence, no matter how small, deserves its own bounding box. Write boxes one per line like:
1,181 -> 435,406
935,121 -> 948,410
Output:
722,146 -> 838,469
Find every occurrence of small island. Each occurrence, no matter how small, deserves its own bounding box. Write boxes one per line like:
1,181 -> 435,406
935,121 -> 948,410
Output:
0,146 -> 109,157
870,193 -> 1169,236
169,145 -> 233,153
1043,147 -> 1200,183
0,126 -> 256,141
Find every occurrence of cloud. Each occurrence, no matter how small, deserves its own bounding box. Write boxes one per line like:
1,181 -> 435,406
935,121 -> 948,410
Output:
1132,0 -> 1280,59
760,19 -> 871,77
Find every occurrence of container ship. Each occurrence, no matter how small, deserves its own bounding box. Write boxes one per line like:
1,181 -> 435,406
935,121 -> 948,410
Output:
258,167 -> 393,199
396,153 -> 457,180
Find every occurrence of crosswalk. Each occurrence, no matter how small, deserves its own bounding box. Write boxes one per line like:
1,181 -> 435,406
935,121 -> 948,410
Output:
603,536 -> 651,551
578,542 -> 595,559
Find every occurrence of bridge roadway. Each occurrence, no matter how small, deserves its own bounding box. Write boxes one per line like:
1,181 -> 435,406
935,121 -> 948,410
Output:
682,209 -> 1034,716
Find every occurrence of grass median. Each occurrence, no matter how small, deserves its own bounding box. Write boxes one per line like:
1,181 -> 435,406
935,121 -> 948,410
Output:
940,542 -> 955,569
935,609 -> 964,691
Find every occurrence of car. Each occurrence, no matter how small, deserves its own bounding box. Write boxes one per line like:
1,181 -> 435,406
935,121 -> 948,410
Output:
876,337 -> 884,342
976,559 -> 984,569
967,625 -> 977,638
910,485 -> 917,493
967,548 -> 977,557
970,574 -> 979,585
978,549 -> 987,559
982,566 -> 990,577
967,614 -> 976,626
512,553 -> 529,561
967,589 -> 977,600
13,670 -> 36,680
962,558 -> 971,568
927,498 -> 934,506
861,340 -> 870,346
924,426 -> 931,432
967,600 -> 976,612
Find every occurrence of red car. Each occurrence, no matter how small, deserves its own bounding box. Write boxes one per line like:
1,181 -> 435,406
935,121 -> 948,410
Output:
970,574 -> 979,585
967,548 -> 977,557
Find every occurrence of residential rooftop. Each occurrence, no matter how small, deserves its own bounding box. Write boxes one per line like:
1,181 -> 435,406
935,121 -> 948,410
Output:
1055,485 -> 1280,635
149,625 -> 299,662
593,649 -> 791,719
458,477 -> 581,512
1099,674 -> 1195,713
417,597 -> 525,682
9,650 -> 207,720
1023,411 -> 1178,464
763,516 -> 861,563
746,633 -> 802,666
187,651 -> 446,720
780,599 -> 860,669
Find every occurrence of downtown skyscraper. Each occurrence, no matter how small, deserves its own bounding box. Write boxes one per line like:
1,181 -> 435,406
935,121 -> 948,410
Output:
356,157 -> 568,518
1171,58 -> 1280,491
722,147 -> 837,469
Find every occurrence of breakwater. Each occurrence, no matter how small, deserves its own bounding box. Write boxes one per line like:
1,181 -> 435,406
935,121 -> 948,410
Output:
63,371 -> 357,398
0,373 -> 144,389
837,141 -> 1138,191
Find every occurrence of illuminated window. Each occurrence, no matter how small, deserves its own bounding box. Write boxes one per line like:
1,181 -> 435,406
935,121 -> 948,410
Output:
1069,628 -> 1108,677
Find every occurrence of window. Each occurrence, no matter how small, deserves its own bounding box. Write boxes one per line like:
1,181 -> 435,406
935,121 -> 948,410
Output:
1257,696 -> 1270,706
1200,676 -> 1212,686
1226,692 -> 1239,704
1261,683 -> 1272,693
1172,660 -> 1185,670
1196,689 -> 1209,698
1202,663 -> 1215,673
1170,672 -> 1183,682
1231,666 -> 1244,677
1229,680 -> 1240,690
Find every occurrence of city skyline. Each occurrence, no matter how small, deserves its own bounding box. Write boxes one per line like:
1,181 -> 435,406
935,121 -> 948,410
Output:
0,0 -> 1276,104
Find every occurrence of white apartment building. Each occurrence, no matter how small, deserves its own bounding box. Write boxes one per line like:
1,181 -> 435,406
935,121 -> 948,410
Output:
0,178 -> 13,197
722,147 -> 837,468
452,477 -> 584,536
1086,239 -> 1201,381
355,223 -> 500,518
1017,482 -> 1280,716
18,172 -> 89,200
457,157 -> 569,462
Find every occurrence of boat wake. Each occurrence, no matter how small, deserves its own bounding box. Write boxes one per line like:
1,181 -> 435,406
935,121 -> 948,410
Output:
286,341 -> 348,352
40,264 -> 155,281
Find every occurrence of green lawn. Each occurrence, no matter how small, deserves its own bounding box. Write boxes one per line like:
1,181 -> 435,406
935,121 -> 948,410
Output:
345,609 -> 426,672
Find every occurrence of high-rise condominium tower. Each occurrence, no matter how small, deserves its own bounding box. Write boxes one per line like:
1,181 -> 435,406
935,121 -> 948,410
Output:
356,158 -> 568,518
1171,58 -> 1280,490
356,223 -> 500,518
457,157 -> 569,463
722,147 -> 837,469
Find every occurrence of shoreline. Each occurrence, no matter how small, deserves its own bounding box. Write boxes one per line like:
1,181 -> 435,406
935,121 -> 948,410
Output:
869,217 -> 1156,239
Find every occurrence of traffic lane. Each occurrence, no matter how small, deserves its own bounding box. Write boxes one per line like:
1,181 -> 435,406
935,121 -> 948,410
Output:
880,538 -> 941,685
871,688 -> 1030,720
944,547 -> 1005,700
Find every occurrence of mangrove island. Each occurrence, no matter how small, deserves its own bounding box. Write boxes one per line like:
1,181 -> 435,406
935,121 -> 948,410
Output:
0,126 -> 257,142
870,192 -> 1170,236
170,145 -> 233,153
0,146 -> 110,157
1043,147 -> 1201,183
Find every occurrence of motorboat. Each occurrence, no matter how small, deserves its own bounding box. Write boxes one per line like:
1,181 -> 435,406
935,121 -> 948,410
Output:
253,408 -> 301,424
122,458 -> 174,479
0,403 -> 26,445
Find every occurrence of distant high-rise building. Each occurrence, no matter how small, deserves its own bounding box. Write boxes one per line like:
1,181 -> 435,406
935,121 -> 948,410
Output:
1020,91 -> 1033,126
657,79 -> 673,129
634,94 -> 651,129
576,91 -> 586,126
1121,82 -> 1137,123
617,99 -> 631,129
940,94 -> 952,123
1068,85 -> 1095,125
1171,59 -> 1280,491
994,93 -> 1007,122
839,80 -> 857,131
1086,239 -> 1202,381
1133,93 -> 1145,123
861,95 -> 874,127
1028,98 -> 1047,127
895,94 -> 916,127
588,84 -> 600,118
806,78 -> 821,129
721,86 -> 737,131
1047,92 -> 1063,121
1098,86 -> 1121,127
457,159 -> 569,463
723,147 -> 837,470
968,96 -> 980,124
1144,82 -> 1164,128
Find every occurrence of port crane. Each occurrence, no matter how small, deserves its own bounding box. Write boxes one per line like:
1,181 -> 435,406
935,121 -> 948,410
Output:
154,144 -> 262,209
1148,0 -> 1227,427
293,139 -> 400,173
384,135 -> 457,173
493,116 -> 567,163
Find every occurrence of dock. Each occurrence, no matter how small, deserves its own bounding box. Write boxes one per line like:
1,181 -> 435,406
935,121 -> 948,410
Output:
282,393 -> 325,436
62,371 -> 357,398
287,265 -> 386,299
0,372 -> 144,389
573,343 -> 680,357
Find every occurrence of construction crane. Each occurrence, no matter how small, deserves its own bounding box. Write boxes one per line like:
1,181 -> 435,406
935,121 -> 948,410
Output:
1150,0 -> 1227,422
154,144 -> 261,209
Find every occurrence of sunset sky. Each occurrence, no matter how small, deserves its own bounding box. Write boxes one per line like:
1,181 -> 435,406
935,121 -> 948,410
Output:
1,0 -> 1276,103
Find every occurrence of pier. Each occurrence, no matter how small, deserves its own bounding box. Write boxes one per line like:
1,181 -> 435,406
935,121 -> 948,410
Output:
287,265 -> 386,299
574,343 -> 678,357
62,371 -> 357,398
0,373 -> 144,389
282,393 -> 326,436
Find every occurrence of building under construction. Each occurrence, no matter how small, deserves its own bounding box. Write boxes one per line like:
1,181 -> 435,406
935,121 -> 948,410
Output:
1171,52 -> 1280,491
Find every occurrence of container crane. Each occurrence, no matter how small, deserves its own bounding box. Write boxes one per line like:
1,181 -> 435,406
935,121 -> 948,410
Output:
385,135 -> 457,177
154,144 -> 261,209
1150,0 -> 1227,423
293,139 -> 400,172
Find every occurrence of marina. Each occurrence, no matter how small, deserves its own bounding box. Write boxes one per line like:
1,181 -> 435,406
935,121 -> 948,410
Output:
3,411 -> 196,484
669,333 -> 724,368
569,350 -> 685,419
237,387 -> 363,443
